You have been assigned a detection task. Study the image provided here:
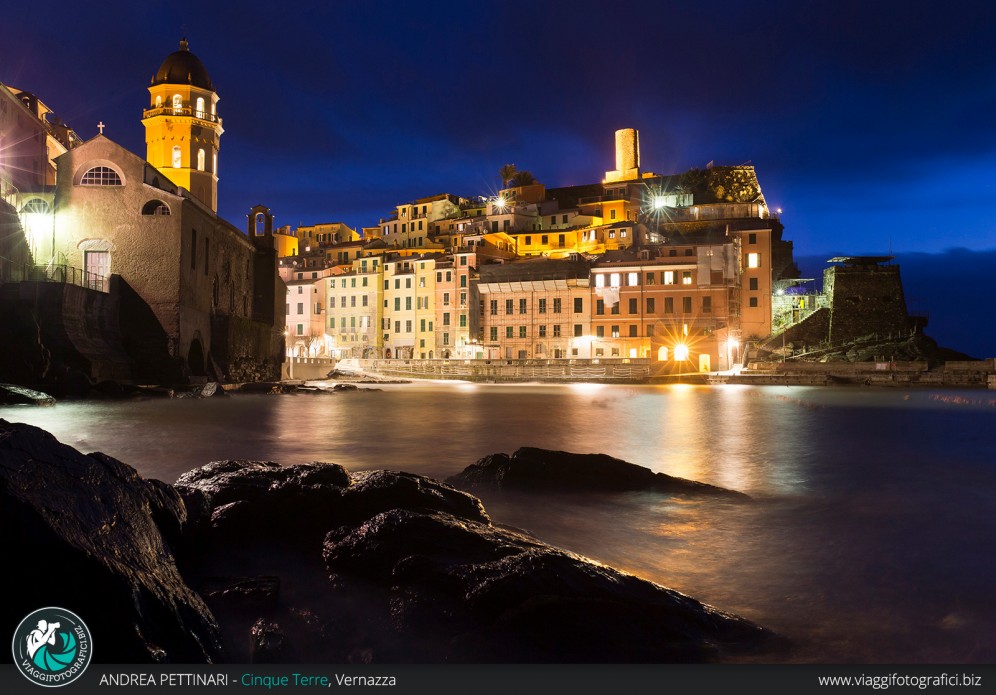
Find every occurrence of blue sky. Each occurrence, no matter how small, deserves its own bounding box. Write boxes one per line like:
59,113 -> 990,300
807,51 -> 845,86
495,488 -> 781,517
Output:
4,0 -> 995,354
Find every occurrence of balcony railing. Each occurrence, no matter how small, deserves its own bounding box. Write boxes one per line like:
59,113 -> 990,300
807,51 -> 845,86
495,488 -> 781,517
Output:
0,260 -> 108,293
142,106 -> 222,125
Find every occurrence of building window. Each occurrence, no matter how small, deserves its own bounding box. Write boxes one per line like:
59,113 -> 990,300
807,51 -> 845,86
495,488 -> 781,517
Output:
197,149 -> 206,171
611,325 -> 620,338
627,272 -> 638,286
519,298 -> 527,314
573,297 -> 583,313
172,94 -> 182,114
79,166 -> 123,186
406,320 -> 412,333
490,300 -> 498,315
553,298 -> 562,313
682,271 -> 692,285
506,326 -> 513,338
141,200 -> 170,215
629,325 -> 638,337
505,299 -> 513,314
703,296 -> 712,313
596,326 -> 605,338
628,298 -> 637,314
748,233 -> 757,244
595,274 -> 605,288
749,277 -> 759,291
573,324 -> 582,337
296,302 -> 304,314
646,272 -> 655,285
490,327 -> 498,341
538,298 -> 547,314
596,300 -> 605,316
682,297 -> 692,313
443,293 -> 450,306
664,297 -> 674,313
443,313 -> 450,326
195,97 -> 205,118
747,253 -> 761,268
610,210 -> 616,220
519,326 -> 527,338
663,271 -> 674,285
647,325 -> 655,336
172,146 -> 182,169
647,297 -> 655,313
459,314 -> 467,327
539,325 -> 547,337
749,297 -> 759,308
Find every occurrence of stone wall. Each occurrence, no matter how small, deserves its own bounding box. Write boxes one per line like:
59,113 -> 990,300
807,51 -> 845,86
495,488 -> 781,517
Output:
0,281 -> 132,385
825,264 -> 911,343
210,314 -> 283,382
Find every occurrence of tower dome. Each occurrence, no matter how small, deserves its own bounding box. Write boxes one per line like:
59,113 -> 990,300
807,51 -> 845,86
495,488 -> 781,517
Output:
151,38 -> 213,91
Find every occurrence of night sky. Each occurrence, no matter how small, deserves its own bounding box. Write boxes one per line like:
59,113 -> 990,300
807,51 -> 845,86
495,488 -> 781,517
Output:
3,1 -> 994,355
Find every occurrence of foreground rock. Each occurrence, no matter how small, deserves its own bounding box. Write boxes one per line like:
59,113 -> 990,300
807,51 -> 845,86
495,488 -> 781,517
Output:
0,383 -> 55,406
322,509 -> 775,662
0,420 -> 222,663
447,447 -> 748,499
1,423 -> 778,663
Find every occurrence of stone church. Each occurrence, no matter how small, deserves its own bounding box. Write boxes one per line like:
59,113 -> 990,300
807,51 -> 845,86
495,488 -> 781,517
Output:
1,40 -> 284,386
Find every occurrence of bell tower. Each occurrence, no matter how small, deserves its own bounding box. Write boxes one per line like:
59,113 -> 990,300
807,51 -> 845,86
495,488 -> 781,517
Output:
142,38 -> 223,212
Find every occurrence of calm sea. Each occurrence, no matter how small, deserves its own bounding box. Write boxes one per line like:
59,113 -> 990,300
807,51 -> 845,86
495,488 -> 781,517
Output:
4,382 -> 995,663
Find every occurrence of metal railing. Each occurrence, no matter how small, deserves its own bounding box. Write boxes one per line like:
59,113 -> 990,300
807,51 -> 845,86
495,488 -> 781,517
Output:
0,259 -> 108,293
142,106 -> 221,124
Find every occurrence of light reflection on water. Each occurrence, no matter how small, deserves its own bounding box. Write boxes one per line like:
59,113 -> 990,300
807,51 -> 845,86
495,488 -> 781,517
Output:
3,382 -> 996,663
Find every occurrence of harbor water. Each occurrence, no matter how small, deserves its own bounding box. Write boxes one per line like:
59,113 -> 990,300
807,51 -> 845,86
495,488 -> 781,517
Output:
3,382 -> 995,663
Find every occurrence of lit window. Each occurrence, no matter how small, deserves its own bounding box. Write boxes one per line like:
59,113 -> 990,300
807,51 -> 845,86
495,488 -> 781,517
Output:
79,167 -> 122,186
674,343 -> 689,361
663,271 -> 674,285
682,271 -> 692,285
627,272 -> 638,286
595,274 -> 606,288
609,273 -> 620,287
197,149 -> 206,171
195,97 -> 205,118
155,95 -> 162,109
172,94 -> 182,114
172,146 -> 182,168
747,253 -> 760,268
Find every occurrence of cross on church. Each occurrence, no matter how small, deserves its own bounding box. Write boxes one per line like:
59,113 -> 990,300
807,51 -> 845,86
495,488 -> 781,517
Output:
97,121 -> 105,135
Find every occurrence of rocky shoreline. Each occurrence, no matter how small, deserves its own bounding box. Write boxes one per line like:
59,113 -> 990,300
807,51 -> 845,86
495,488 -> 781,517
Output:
0,420 -> 782,664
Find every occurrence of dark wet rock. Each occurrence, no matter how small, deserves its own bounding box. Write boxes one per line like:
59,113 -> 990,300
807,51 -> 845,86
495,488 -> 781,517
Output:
447,447 -> 748,499
0,420 -> 223,663
322,509 -> 777,662
200,576 -> 280,609
0,383 -> 55,406
175,462 -> 488,548
250,619 -> 289,663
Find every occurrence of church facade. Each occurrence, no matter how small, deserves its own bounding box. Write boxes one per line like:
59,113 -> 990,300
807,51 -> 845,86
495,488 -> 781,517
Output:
2,39 -> 284,385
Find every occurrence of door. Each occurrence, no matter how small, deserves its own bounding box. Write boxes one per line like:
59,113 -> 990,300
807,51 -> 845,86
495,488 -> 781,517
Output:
84,251 -> 109,291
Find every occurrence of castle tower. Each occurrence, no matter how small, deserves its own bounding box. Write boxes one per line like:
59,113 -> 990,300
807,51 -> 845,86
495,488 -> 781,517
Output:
604,128 -> 642,183
142,38 -> 223,212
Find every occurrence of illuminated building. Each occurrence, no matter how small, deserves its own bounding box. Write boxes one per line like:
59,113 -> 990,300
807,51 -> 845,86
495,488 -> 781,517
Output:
142,39 -> 222,213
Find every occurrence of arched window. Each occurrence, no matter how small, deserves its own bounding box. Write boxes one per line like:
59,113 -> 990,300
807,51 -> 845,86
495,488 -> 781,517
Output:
172,94 -> 182,114
21,198 -> 50,215
197,149 -> 205,171
141,200 -> 171,216
172,146 -> 182,168
155,95 -> 162,109
195,97 -> 205,118
79,166 -> 122,186
213,152 -> 217,175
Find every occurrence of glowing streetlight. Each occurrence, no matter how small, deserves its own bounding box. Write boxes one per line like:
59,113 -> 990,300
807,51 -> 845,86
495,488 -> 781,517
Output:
674,343 -> 690,361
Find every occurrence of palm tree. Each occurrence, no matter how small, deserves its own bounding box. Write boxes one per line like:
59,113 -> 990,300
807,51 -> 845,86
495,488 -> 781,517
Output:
512,169 -> 536,186
498,163 -> 518,188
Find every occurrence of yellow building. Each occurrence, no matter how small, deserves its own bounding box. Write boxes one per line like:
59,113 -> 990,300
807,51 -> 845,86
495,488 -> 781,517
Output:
142,39 -> 222,212
273,225 -> 299,258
